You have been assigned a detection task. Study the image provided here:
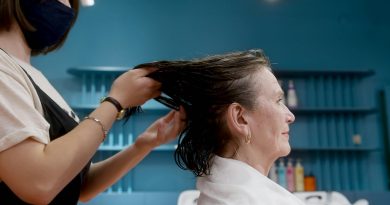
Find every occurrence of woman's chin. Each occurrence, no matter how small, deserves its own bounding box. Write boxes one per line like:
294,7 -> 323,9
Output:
279,144 -> 291,157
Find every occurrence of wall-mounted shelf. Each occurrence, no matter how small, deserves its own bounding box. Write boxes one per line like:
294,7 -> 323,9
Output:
292,146 -> 379,151
98,144 -> 177,151
290,107 -> 377,114
73,105 -> 377,115
71,102 -> 169,113
68,66 -> 129,75
67,66 -> 383,192
273,69 -> 375,77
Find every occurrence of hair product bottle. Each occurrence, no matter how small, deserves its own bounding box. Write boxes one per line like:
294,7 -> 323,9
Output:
278,80 -> 286,104
295,159 -> 304,192
304,173 -> 317,191
287,80 -> 298,108
277,159 -> 287,189
269,163 -> 278,183
286,158 -> 295,192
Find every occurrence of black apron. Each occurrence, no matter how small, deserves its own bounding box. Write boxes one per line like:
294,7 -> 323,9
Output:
0,66 -> 91,204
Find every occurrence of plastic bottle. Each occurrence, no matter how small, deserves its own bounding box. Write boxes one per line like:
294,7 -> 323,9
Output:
304,173 -> 317,191
286,158 -> 295,192
269,163 -> 278,183
295,159 -> 304,192
287,80 -> 298,108
277,159 -> 287,189
278,80 -> 286,105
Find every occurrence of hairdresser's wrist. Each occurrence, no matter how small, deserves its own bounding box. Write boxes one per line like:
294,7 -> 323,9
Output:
100,96 -> 128,120
106,91 -> 127,107
133,142 -> 153,155
133,134 -> 158,152
82,101 -> 118,143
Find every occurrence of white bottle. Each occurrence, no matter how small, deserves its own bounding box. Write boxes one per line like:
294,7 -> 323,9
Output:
278,80 -> 286,105
287,80 -> 298,108
295,159 -> 304,192
269,163 -> 278,183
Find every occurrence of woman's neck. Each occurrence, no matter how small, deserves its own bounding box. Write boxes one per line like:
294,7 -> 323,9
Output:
235,149 -> 270,176
0,21 -> 31,63
220,142 -> 272,176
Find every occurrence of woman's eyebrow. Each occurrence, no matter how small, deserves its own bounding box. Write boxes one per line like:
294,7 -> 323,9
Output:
275,89 -> 284,97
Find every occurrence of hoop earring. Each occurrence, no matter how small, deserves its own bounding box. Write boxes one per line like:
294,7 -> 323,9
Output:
245,131 -> 252,144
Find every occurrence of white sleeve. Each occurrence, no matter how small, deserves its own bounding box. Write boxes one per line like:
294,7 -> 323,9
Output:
0,67 -> 50,153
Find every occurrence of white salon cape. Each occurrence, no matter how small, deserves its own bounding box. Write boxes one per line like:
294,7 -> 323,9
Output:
196,156 -> 305,205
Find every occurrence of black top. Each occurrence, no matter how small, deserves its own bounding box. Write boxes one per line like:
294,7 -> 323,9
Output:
0,68 -> 91,204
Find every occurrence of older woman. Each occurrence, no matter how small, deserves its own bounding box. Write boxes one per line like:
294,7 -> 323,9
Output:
132,49 -> 304,205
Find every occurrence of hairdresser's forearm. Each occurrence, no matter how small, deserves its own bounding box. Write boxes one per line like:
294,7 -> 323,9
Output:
41,102 -> 118,187
0,102 -> 117,203
79,142 -> 152,202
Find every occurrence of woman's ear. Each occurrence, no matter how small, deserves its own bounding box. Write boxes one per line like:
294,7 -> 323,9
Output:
226,103 -> 249,138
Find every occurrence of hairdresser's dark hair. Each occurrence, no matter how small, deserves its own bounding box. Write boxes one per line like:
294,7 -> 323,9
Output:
0,0 -> 79,55
131,49 -> 270,176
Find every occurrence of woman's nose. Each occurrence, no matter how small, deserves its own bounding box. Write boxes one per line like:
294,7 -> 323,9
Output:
286,109 -> 295,123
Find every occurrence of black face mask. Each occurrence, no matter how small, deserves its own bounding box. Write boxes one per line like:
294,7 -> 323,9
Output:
20,0 -> 75,50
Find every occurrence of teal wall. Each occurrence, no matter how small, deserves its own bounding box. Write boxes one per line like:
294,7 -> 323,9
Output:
32,0 -> 390,91
29,0 -> 390,204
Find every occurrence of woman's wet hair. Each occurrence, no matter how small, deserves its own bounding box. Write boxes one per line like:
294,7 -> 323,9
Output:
129,49 -> 271,176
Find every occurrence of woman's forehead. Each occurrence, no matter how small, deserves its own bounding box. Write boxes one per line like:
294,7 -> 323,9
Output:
253,69 -> 280,94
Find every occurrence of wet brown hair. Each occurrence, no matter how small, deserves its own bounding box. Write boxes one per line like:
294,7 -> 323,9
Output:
0,0 -> 79,55
131,49 -> 271,176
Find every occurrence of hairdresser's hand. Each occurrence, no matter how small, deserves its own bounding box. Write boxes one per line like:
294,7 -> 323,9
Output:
135,107 -> 186,151
109,68 -> 161,108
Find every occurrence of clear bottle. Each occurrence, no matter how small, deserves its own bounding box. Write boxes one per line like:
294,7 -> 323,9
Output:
295,159 -> 304,192
269,163 -> 278,183
277,159 -> 287,189
286,158 -> 295,192
287,80 -> 298,108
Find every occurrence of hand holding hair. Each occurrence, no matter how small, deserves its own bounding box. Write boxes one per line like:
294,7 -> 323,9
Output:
109,67 -> 161,109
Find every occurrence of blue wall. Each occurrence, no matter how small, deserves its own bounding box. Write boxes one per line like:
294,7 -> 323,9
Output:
29,0 -> 390,204
32,0 -> 390,93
